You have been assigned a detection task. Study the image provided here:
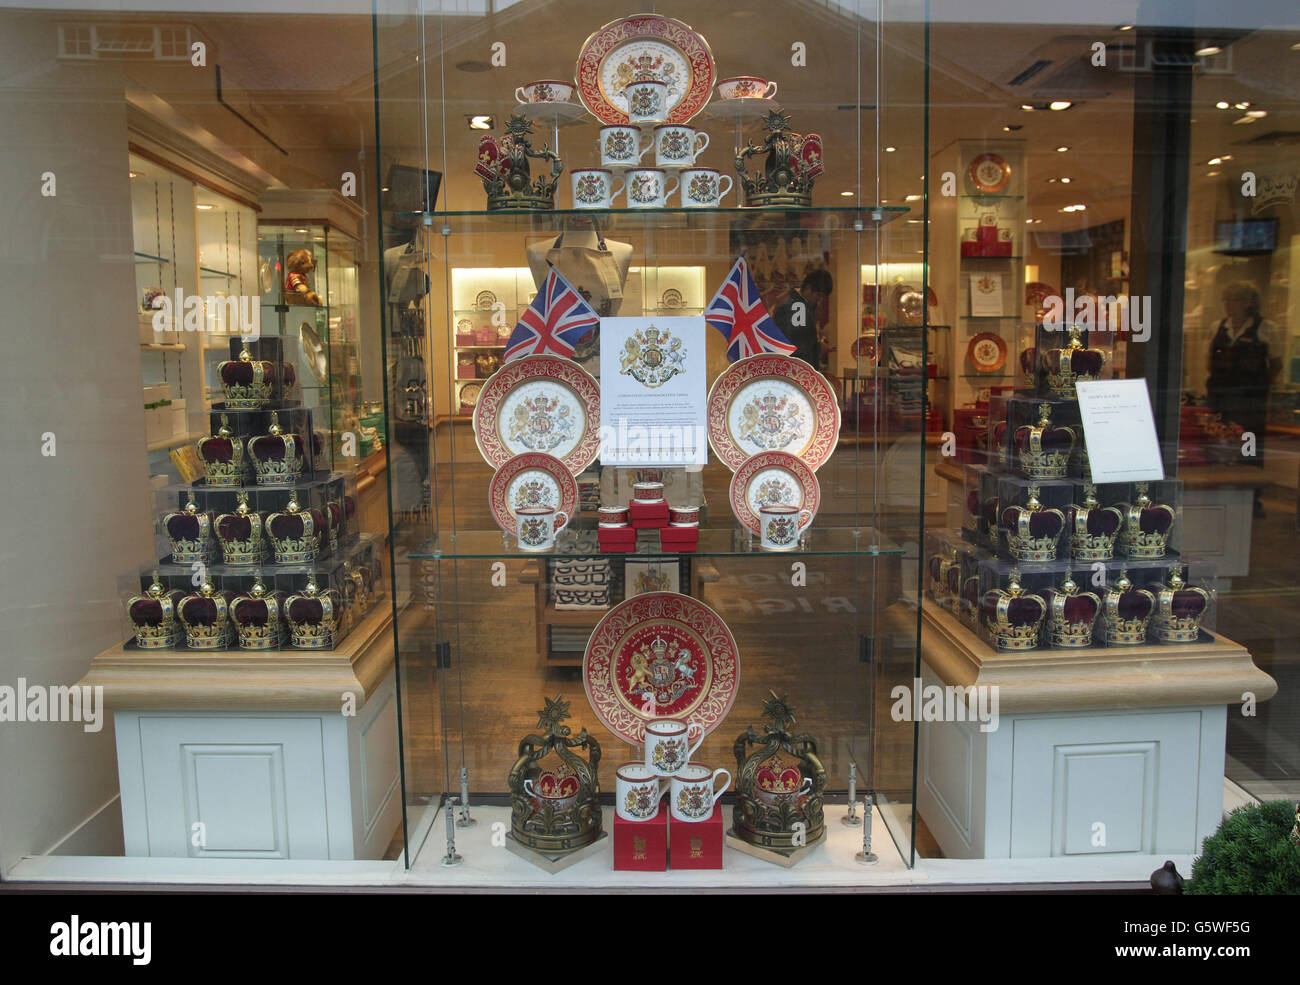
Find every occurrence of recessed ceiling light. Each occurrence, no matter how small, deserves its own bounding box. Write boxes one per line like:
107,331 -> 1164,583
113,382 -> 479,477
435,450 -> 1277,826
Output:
1035,219 -> 1044,224
1056,146 -> 1069,152
1047,177 -> 1058,183
885,146 -> 897,152
1060,177 -> 1071,183
905,194 -> 922,202
1246,109 -> 1267,118
1215,101 -> 1230,109
1292,41 -> 1300,51
1049,100 -> 1073,111
295,228 -> 308,233
1221,154 -> 1233,160
1025,218 -> 1034,224
1234,101 -> 1250,109
196,203 -> 215,210
1207,157 -> 1222,165
128,170 -> 141,179
1207,171 -> 1221,177
1196,45 -> 1222,56
1021,104 -> 1034,111
841,190 -> 855,197
467,114 -> 494,130
1118,24 -> 1133,31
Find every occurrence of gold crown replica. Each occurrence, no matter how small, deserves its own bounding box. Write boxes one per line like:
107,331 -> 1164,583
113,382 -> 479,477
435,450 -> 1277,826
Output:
1119,482 -> 1176,559
125,572 -> 186,649
343,560 -> 369,620
1044,571 -> 1101,648
732,692 -> 827,856
507,695 -> 603,858
474,114 -> 562,211
248,412 -> 305,486
163,492 -> 213,565
230,576 -> 287,651
735,110 -> 824,208
267,493 -> 324,564
1069,483 -> 1123,561
928,551 -> 961,611
197,414 -> 247,487
285,580 -> 338,649
177,579 -> 236,650
1152,565 -> 1212,644
215,491 -> 267,565
218,346 -> 278,410
1101,568 -> 1155,645
1001,486 -> 1066,562
1013,403 -> 1076,480
1043,326 -> 1107,398
980,568 -> 1046,651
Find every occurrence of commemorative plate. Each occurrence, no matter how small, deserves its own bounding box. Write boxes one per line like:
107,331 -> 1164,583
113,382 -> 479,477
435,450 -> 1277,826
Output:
728,451 -> 820,535
488,452 -> 579,537
968,152 -> 1012,194
472,354 -> 601,473
967,331 -> 1008,373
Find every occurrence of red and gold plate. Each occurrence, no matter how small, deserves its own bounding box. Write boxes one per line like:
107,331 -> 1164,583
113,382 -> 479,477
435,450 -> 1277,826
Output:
968,152 -> 1012,194
967,332 -> 1008,373
488,452 -> 579,537
471,355 -> 601,474
583,592 -> 740,747
728,451 -> 820,535
706,353 -> 840,472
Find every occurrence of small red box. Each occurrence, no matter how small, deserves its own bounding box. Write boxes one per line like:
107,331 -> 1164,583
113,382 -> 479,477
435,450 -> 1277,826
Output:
613,810 -> 668,871
976,223 -> 999,244
658,526 -> 699,552
598,526 -> 637,553
668,804 -> 724,869
455,332 -> 476,346
475,327 -> 497,345
629,500 -> 670,529
987,241 -> 1013,257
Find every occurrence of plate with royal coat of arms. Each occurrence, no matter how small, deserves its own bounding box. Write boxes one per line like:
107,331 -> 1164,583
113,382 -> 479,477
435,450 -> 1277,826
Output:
728,450 -> 821,535
706,353 -> 841,472
488,452 -> 579,537
472,355 -> 601,474
583,591 -> 739,747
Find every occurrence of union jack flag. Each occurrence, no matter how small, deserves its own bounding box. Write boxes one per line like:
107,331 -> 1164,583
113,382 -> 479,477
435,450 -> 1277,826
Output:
704,256 -> 796,362
503,267 -> 600,362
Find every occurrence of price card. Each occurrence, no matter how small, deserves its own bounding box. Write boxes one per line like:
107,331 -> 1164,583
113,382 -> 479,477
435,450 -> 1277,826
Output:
1074,378 -> 1165,482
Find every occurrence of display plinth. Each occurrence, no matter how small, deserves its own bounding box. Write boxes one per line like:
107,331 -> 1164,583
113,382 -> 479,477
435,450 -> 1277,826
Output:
613,810 -> 668,871
505,830 -> 609,874
658,527 -> 699,553
669,804 -> 723,869
597,526 -> 637,553
724,827 -> 827,868
629,500 -> 670,529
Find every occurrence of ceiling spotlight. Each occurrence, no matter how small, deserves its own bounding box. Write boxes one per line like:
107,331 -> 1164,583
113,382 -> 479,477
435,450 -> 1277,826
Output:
1292,41 -> 1300,50
467,114 -> 494,130
1049,100 -> 1073,111
1207,157 -> 1223,165
1025,218 -> 1034,224
1221,154 -> 1233,160
1233,115 -> 1257,125
841,190 -> 855,197
905,194 -> 922,202
885,146 -> 897,152
1207,171 -> 1221,177
295,228 -> 308,233
1234,101 -> 1250,109
1195,45 -> 1223,56
381,186 -> 390,193
1035,219 -> 1044,224
1047,177 -> 1058,183
128,171 -> 141,179
1215,101 -> 1230,109
1246,109 -> 1267,118
196,203 -> 215,210
1056,145 -> 1069,152
1118,24 -> 1133,31
1021,104 -> 1035,111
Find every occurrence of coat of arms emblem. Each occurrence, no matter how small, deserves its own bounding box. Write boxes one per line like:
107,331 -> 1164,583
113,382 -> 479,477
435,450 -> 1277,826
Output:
619,324 -> 686,388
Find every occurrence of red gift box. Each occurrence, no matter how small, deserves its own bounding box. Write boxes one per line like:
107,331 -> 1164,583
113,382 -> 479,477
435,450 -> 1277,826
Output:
475,327 -> 496,346
629,500 -> 670,529
598,526 -> 637,553
455,332 -> 476,346
987,241 -> 1013,257
668,804 -> 724,869
613,810 -> 668,871
976,223 -> 999,244
960,241 -> 986,258
658,526 -> 699,553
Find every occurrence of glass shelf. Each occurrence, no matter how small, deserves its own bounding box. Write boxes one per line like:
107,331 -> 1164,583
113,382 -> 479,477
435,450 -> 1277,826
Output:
961,255 -> 1023,260
395,205 -> 910,234
961,315 -> 1015,320
960,371 -> 1013,379
200,266 -> 238,279
960,193 -> 1023,200
134,251 -> 171,264
409,525 -> 903,560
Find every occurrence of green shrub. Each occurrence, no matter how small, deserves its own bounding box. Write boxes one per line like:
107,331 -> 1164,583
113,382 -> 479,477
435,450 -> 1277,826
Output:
1188,800 -> 1300,894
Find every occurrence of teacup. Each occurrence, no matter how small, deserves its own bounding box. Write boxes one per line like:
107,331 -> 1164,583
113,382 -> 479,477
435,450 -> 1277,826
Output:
653,124 -> 709,167
717,76 -> 778,100
616,762 -> 668,821
645,718 -> 704,776
624,168 -> 679,209
599,125 -> 651,168
670,764 -> 731,822
522,768 -> 580,812
515,80 -> 575,104
598,505 -> 630,527
669,505 -> 699,527
515,505 -> 569,551
571,168 -> 624,209
759,504 -> 811,551
633,481 -> 665,503
623,79 -> 668,125
755,773 -> 813,807
680,168 -> 734,209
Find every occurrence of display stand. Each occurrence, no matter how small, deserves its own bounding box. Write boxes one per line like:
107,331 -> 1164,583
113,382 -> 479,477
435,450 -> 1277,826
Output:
724,828 -> 828,868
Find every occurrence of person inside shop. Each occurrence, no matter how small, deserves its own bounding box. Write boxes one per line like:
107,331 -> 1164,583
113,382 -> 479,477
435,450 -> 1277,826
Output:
1206,280 -> 1280,516
774,268 -> 834,372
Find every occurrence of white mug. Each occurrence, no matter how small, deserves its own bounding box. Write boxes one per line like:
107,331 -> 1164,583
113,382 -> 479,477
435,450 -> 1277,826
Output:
670,764 -> 731,822
515,80 -> 575,104
717,76 -> 778,100
616,762 -> 668,821
645,717 -> 704,776
624,168 -> 679,209
653,124 -> 709,167
759,504 -> 811,551
599,125 -> 651,168
571,168 -> 624,209
680,168 -> 734,208
623,79 -> 668,125
515,505 -> 569,551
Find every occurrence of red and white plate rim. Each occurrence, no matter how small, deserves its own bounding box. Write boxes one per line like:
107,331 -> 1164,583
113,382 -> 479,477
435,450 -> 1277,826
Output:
488,452 -> 579,537
728,451 -> 821,535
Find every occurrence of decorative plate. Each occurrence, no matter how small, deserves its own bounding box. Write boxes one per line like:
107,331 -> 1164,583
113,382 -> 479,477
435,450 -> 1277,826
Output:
850,333 -> 878,363
583,592 -> 739,746
459,381 -> 483,408
660,288 -> 684,309
457,318 -> 474,334
728,451 -> 821,535
575,13 -> 716,126
475,290 -> 497,311
968,152 -> 1011,194
706,353 -> 841,472
472,354 -> 601,474
967,332 -> 1008,373
1025,281 -> 1056,307
488,452 -> 579,537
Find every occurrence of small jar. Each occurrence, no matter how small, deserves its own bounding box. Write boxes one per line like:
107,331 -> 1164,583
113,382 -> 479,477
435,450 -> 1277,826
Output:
633,481 -> 665,503
669,505 -> 699,527
598,506 -> 630,527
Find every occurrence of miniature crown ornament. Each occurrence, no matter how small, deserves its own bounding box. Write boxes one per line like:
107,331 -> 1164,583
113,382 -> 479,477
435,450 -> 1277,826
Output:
507,695 -> 603,856
1120,483 -> 1176,559
286,580 -> 338,649
177,579 -> 235,650
1101,568 -> 1155,645
249,412 -> 305,486
1069,483 -> 1123,561
215,491 -> 267,566
1014,403 -> 1077,479
126,571 -> 185,649
980,568 -> 1046,651
218,346 -> 277,410
475,114 -> 562,211
197,414 -> 247,487
735,110 -> 823,208
1044,326 -> 1107,398
1153,565 -> 1212,644
732,692 -> 827,853
230,576 -> 287,651
267,493 -> 323,564
1045,571 -> 1101,648
1002,486 -> 1066,562
163,492 -> 213,565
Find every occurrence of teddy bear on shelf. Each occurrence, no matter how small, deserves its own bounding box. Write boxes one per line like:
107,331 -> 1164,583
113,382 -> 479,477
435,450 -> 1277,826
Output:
284,249 -> 323,306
